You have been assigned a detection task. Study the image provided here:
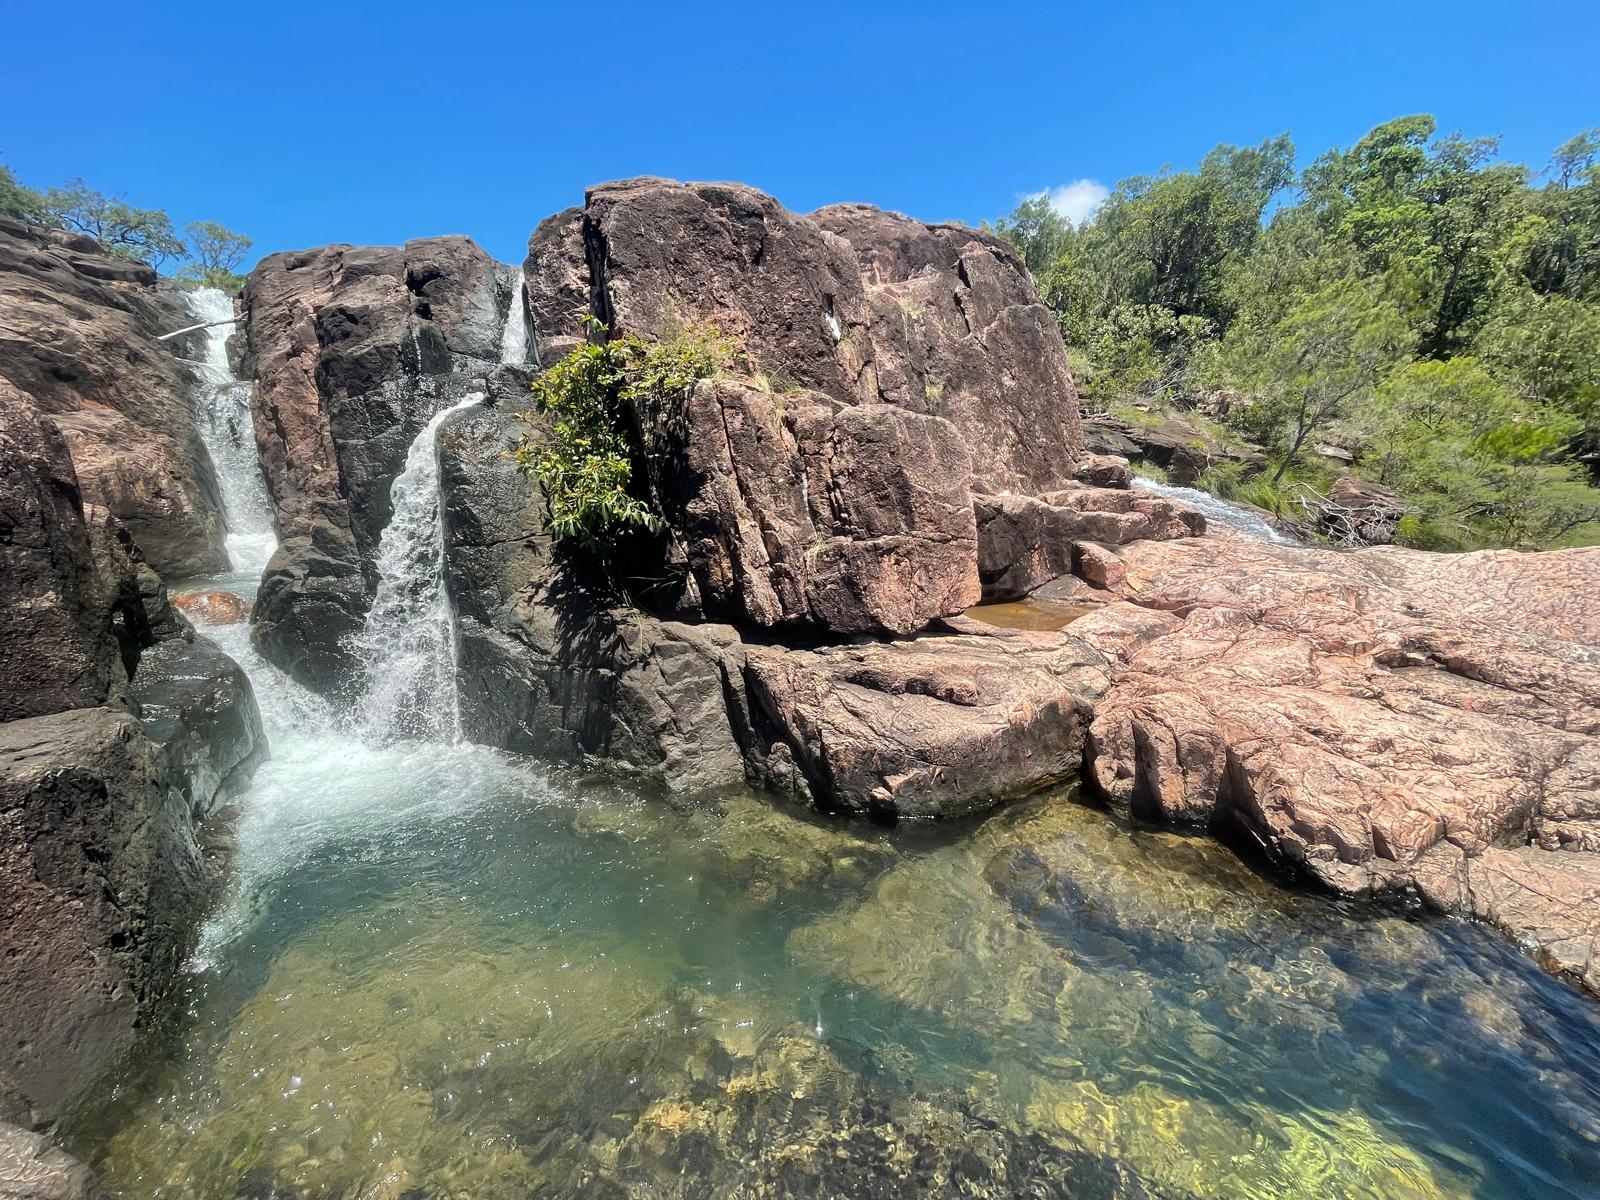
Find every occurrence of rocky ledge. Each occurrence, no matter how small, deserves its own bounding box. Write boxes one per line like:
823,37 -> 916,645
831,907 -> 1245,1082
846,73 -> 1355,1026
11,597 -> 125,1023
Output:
0,277 -> 266,1133
1073,535 -> 1600,992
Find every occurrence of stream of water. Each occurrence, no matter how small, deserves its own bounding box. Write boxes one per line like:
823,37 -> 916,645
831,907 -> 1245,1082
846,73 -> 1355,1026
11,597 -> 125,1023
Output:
1133,475 -> 1301,545
64,305 -> 1600,1198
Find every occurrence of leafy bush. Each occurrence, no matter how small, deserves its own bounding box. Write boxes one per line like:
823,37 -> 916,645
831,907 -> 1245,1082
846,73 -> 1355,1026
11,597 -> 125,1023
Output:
513,320 -> 731,552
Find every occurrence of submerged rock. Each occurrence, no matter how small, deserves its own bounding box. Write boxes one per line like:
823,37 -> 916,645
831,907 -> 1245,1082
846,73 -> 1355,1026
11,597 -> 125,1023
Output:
171,589 -> 248,625
0,1122 -> 101,1200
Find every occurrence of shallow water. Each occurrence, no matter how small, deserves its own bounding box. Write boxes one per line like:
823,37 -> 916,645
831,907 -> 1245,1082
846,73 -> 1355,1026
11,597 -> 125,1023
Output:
965,597 -> 1101,631
109,306 -> 1599,1197
67,761 -> 1600,1198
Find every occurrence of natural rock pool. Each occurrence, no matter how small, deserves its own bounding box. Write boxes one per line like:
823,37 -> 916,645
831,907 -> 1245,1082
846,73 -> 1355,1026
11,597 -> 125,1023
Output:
62,646 -> 1600,1197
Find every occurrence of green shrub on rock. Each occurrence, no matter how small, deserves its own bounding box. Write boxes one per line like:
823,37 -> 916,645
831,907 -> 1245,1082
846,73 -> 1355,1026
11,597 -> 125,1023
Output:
513,319 -> 731,551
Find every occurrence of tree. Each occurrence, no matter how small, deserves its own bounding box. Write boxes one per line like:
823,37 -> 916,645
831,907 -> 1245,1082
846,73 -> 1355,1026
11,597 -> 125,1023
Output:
39,180 -> 185,266
987,193 -> 1073,274
1222,275 -> 1413,484
0,163 -> 47,223
177,220 -> 253,292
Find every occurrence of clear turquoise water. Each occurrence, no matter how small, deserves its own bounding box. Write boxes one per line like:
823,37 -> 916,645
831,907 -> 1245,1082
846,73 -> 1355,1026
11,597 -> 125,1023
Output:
67,752 -> 1600,1199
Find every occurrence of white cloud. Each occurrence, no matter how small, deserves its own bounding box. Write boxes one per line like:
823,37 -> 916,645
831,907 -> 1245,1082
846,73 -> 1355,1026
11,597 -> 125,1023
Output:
1031,179 -> 1109,227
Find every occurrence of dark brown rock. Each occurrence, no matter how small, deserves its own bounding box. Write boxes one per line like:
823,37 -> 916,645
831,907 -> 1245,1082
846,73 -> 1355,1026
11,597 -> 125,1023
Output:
0,381 -> 122,721
524,180 -> 1087,497
744,622 -> 1109,819
0,218 -> 225,578
637,380 -> 980,634
438,404 -> 750,792
240,236 -> 502,692
0,706 -> 233,1126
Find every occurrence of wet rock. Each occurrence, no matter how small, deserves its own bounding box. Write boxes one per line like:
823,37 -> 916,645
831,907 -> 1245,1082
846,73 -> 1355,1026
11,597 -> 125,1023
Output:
1074,534 -> 1600,991
172,589 -> 249,625
0,708 -> 235,1125
438,404 -> 749,792
637,379 -> 980,634
0,1123 -> 102,1200
744,622 -> 1109,818
127,633 -> 267,814
240,237 -> 503,692
0,218 -> 225,578
975,487 -> 1201,600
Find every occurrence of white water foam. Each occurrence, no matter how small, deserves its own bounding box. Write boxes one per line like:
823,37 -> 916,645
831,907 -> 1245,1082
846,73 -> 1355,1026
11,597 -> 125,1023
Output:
350,394 -> 484,742
181,288 -> 278,583
499,269 -> 531,365
1133,476 -> 1300,546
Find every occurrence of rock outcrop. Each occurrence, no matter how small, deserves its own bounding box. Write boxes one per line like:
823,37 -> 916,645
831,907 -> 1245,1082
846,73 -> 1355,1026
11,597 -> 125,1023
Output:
525,178 -> 1087,499
0,219 -> 225,579
1072,535 -> 1600,993
241,236 -> 508,691
0,1122 -> 101,1199
0,232 -> 266,1132
745,618 -> 1108,818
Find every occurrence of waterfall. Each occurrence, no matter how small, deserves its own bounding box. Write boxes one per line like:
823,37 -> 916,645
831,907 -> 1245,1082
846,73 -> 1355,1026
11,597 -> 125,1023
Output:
499,270 -> 531,365
350,394 -> 484,742
181,288 -> 278,580
1132,477 -> 1300,546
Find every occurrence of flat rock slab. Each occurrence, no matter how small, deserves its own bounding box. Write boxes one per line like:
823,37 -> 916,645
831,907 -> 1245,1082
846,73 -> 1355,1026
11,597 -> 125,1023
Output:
1072,534 -> 1600,993
745,621 -> 1110,819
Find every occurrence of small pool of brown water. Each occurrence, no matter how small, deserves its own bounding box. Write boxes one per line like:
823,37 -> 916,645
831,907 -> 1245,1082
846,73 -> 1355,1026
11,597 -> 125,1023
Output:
963,597 -> 1102,631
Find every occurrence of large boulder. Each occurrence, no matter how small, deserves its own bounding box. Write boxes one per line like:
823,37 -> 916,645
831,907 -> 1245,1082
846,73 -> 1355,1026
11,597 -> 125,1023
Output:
743,618 -> 1109,819
0,381 -> 123,720
1073,535 -> 1600,993
0,218 -> 225,578
438,404 -> 749,792
0,693 -> 255,1127
636,380 -> 980,634
241,236 -> 507,692
975,484 -> 1205,600
517,179 -> 1090,640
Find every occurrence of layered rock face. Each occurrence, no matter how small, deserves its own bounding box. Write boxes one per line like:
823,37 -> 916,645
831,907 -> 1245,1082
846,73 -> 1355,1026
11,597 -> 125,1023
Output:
1071,535 -> 1600,993
0,219 -> 225,579
526,179 -> 1087,496
0,235 -> 266,1131
240,236 -> 507,691
431,178 -> 1119,809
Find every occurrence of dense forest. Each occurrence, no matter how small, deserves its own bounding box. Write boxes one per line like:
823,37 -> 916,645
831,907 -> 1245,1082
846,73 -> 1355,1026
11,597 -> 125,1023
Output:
991,115 -> 1600,550
0,163 -> 251,291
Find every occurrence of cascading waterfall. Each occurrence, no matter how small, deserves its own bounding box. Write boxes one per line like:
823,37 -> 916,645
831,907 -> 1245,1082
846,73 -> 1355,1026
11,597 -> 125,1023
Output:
1132,476 -> 1300,546
499,269 -> 531,365
350,394 -> 484,742
181,287 -> 278,580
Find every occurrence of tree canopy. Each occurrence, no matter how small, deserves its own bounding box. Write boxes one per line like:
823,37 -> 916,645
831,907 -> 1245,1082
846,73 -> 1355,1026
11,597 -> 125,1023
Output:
995,115 -> 1600,550
0,163 -> 252,291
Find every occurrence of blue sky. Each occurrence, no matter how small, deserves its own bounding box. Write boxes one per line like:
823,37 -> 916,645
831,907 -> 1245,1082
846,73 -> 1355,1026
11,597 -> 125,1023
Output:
3,1 -> 1595,268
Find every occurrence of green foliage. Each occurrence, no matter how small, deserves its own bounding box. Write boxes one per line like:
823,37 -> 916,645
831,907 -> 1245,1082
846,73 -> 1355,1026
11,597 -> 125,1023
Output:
513,321 -> 732,554
999,113 -> 1600,549
0,164 -> 47,223
2,160 -> 252,281
40,179 -> 186,266
175,220 -> 253,293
